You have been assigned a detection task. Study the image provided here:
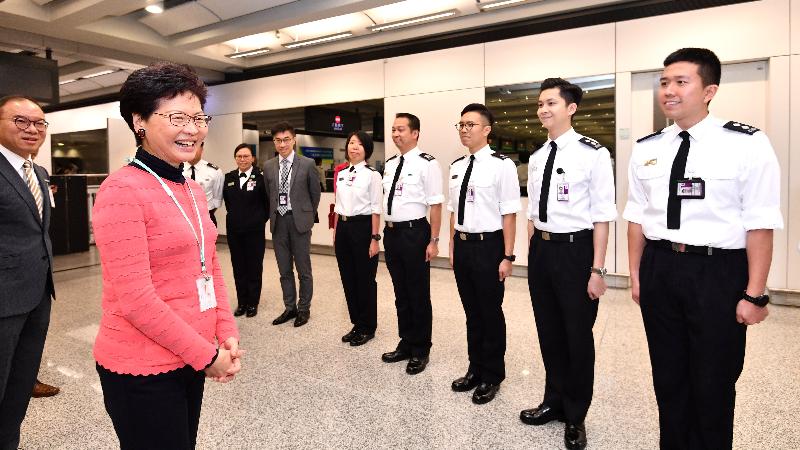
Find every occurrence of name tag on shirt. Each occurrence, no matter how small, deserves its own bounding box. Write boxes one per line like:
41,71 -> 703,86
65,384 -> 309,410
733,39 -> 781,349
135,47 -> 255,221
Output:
394,183 -> 403,196
346,174 -> 356,186
466,185 -> 475,202
246,180 -> 256,191
557,182 -> 570,201
674,178 -> 705,199
279,193 -> 288,206
197,276 -> 217,312
227,181 -> 235,187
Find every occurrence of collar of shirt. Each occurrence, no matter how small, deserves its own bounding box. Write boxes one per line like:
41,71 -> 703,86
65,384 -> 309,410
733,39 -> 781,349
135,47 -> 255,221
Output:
401,146 -> 420,158
349,161 -> 367,171
471,145 -> 494,161
239,167 -> 253,178
0,144 -> 29,179
546,127 -> 577,151
129,146 -> 186,183
663,114 -> 716,145
280,151 -> 295,165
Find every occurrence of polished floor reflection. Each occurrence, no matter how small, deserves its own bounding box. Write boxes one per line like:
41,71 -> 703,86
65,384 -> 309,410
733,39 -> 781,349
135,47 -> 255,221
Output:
22,245 -> 800,449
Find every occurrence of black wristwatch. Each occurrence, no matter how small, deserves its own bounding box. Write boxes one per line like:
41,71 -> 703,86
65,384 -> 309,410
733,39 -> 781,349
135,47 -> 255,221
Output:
371,234 -> 381,241
742,291 -> 769,307
503,254 -> 516,262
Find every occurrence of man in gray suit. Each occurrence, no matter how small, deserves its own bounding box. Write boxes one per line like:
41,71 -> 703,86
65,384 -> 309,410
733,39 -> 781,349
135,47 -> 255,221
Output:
0,95 -> 55,449
264,122 -> 321,327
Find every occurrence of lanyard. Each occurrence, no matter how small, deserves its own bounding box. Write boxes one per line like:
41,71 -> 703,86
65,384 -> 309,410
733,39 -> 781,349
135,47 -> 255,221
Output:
131,158 -> 208,277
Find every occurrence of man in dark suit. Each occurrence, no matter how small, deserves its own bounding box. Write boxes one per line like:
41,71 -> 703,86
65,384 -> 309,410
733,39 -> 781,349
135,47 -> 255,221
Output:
264,122 -> 321,327
223,144 -> 268,318
0,95 -> 55,449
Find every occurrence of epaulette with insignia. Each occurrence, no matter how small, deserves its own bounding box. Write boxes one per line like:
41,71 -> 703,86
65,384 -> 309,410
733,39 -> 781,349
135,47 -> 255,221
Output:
578,137 -> 602,150
491,152 -> 508,160
451,155 -> 466,165
636,130 -> 663,143
386,154 -> 398,163
723,121 -> 760,135
206,162 -> 219,170
366,166 -> 376,171
419,152 -> 435,161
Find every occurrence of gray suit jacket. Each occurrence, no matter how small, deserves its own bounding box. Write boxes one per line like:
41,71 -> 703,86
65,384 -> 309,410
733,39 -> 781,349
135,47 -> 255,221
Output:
0,153 -> 54,318
263,153 -> 321,234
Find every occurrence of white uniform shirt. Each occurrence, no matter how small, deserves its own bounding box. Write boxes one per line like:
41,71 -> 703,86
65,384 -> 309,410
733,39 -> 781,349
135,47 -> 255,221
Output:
182,159 -> 223,210
238,167 -> 253,188
382,147 -> 444,222
447,145 -> 521,233
527,128 -> 617,232
334,161 -> 382,217
623,115 -> 783,249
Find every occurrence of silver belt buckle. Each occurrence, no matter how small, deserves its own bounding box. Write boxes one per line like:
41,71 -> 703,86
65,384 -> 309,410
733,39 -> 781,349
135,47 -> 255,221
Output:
542,231 -> 551,241
386,221 -> 394,228
459,232 -> 467,241
341,215 -> 348,222
671,242 -> 686,252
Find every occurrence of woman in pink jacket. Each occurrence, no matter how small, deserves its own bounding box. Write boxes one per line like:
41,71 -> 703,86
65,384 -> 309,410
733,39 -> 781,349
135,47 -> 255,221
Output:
92,62 -> 241,450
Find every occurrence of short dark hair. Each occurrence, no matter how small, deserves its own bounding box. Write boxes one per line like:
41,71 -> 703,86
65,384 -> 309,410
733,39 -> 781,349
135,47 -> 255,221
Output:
119,62 -> 208,145
460,103 -> 494,127
347,130 -> 374,160
663,48 -> 721,87
271,121 -> 295,137
0,95 -> 42,112
395,113 -> 420,133
540,78 -> 583,107
233,143 -> 253,158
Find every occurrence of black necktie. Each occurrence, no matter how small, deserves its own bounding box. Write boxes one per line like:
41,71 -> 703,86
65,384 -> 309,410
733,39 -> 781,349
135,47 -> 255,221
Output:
387,155 -> 404,215
667,131 -> 691,229
457,155 -> 475,226
190,165 -> 196,180
538,141 -> 557,222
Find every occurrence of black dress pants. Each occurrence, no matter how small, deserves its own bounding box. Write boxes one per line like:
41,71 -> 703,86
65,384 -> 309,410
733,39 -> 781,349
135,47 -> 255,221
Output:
383,219 -> 432,357
335,218 -> 378,334
528,234 -> 597,424
639,242 -> 748,450
227,229 -> 265,308
452,233 -> 506,385
97,364 -> 205,450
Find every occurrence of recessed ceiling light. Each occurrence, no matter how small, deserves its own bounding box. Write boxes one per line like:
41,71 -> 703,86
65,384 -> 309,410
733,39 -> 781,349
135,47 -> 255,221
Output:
226,48 -> 271,59
83,70 -> 115,79
369,10 -> 458,32
59,79 -> 77,85
479,0 -> 529,11
284,32 -> 353,49
145,2 -> 164,14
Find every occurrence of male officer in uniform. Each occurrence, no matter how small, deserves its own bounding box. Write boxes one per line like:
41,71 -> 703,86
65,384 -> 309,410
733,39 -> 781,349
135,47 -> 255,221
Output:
183,142 -> 224,226
380,113 -> 443,375
522,78 -> 616,450
448,103 -> 520,404
624,48 -> 783,449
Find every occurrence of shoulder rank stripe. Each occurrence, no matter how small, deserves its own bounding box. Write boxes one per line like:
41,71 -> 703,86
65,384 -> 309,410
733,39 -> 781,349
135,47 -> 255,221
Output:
491,152 -> 508,160
723,121 -> 760,135
636,130 -> 663,143
451,155 -> 466,165
578,137 -> 602,150
366,166 -> 376,171
386,154 -> 398,162
419,152 -> 435,161
206,162 -> 219,170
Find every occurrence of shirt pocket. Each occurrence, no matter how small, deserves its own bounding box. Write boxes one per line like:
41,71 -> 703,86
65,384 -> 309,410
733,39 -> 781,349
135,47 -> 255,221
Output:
635,164 -> 667,180
471,171 -> 496,205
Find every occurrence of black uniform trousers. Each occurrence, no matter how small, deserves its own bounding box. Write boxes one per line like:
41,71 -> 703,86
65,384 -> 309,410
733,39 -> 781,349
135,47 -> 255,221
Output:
227,229 -> 265,309
528,233 -> 597,424
97,364 -> 205,450
335,217 -> 378,334
452,231 -> 506,385
639,242 -> 748,450
383,219 -> 432,357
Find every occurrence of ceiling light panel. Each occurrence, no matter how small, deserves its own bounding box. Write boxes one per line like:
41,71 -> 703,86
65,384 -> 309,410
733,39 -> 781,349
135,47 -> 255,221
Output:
282,13 -> 368,42
224,32 -> 282,53
283,32 -> 354,49
226,48 -> 271,59
366,0 -> 463,24
478,0 -> 540,11
369,9 -> 459,32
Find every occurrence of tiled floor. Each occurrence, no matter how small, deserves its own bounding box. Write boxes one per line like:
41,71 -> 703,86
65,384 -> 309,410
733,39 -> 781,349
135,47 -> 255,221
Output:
20,245 -> 800,449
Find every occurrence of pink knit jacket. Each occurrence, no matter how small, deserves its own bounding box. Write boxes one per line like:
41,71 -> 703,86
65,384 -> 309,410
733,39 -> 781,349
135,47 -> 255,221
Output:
92,165 -> 239,375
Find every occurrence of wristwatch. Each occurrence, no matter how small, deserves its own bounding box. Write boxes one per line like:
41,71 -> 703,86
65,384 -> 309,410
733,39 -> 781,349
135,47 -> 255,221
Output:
503,254 -> 516,262
431,237 -> 440,243
590,267 -> 608,278
371,234 -> 381,241
742,291 -> 769,307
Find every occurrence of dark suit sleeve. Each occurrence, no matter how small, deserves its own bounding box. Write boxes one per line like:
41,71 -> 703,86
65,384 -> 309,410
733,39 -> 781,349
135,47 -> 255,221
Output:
308,159 -> 321,210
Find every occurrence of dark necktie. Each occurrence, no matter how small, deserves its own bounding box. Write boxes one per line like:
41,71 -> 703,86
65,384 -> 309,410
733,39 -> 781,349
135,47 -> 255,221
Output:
538,141 -> 557,222
667,131 -> 691,229
386,155 -> 404,216
457,155 -> 475,226
190,165 -> 196,180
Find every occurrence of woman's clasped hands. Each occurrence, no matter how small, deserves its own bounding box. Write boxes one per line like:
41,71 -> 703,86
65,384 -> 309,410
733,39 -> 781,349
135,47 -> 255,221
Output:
204,337 -> 244,383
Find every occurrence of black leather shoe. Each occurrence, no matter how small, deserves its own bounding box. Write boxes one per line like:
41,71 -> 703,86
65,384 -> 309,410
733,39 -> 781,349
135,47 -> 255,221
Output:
349,333 -> 374,346
451,372 -> 480,392
294,310 -> 310,327
245,306 -> 258,318
342,328 -> 358,342
233,306 -> 247,317
520,403 -> 566,425
406,356 -> 429,375
272,309 -> 297,325
564,422 -> 587,450
472,382 -> 500,404
381,350 -> 411,363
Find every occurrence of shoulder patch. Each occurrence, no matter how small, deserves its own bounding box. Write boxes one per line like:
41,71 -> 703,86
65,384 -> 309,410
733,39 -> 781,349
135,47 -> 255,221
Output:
365,166 -> 377,171
386,154 -> 398,163
206,162 -> 219,170
578,137 -> 602,150
491,152 -> 508,160
419,152 -> 435,161
723,121 -> 760,135
636,130 -> 663,143
451,155 -> 466,165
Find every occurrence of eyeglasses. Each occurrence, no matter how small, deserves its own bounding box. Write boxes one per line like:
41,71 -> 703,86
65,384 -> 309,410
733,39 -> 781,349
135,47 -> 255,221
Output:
5,116 -> 49,132
273,137 -> 293,145
152,112 -> 212,128
454,121 -> 486,131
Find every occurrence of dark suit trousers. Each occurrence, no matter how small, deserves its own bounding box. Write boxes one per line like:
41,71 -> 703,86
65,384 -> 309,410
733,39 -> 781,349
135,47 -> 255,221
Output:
528,234 -> 598,424
273,212 -> 313,312
0,291 -> 51,450
97,364 -> 205,450
383,220 -> 432,357
452,234 -> 506,385
335,219 -> 378,334
227,229 -> 265,308
639,243 -> 748,450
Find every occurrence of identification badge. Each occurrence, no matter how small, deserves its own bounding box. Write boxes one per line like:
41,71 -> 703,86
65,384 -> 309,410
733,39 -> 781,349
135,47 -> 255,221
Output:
346,174 -> 356,186
196,276 -> 217,312
557,182 -> 570,201
674,178 -> 705,199
246,180 -> 256,191
279,193 -> 288,206
466,185 -> 475,202
227,181 -> 235,187
394,183 -> 403,196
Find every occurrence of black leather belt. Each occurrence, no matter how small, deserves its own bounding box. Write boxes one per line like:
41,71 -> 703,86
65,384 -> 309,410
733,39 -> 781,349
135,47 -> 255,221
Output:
646,239 -> 744,256
385,217 -> 426,229
455,230 -> 503,241
338,214 -> 370,222
535,229 -> 592,242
